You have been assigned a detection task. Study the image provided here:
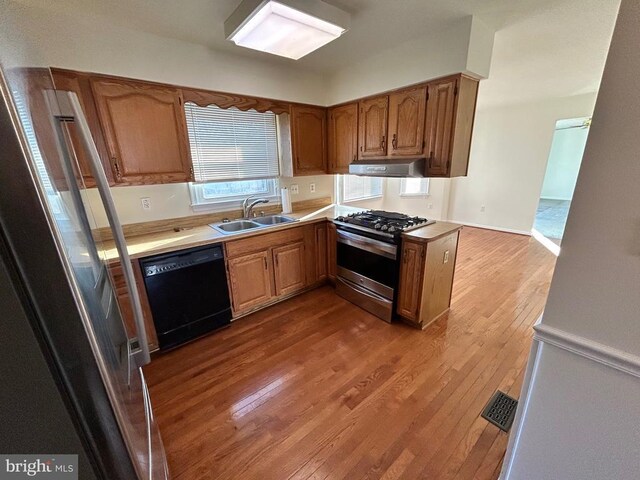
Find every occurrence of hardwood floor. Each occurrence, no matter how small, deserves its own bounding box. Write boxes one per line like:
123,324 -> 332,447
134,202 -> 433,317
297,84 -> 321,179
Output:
145,227 -> 556,480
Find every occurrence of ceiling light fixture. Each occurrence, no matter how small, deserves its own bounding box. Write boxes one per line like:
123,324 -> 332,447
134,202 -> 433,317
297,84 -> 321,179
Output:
225,0 -> 350,60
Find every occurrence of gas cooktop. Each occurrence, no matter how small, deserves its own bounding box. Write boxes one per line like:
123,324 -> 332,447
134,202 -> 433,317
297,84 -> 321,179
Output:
334,210 -> 435,238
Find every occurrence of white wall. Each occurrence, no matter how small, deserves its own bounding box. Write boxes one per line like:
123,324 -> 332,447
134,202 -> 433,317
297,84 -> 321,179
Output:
504,2 -> 640,478
448,93 -> 597,233
0,0 -> 326,105
326,15 -> 494,105
84,175 -> 334,227
539,124 -> 589,200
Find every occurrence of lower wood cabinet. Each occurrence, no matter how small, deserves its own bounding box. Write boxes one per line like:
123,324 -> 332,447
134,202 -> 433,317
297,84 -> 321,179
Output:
327,223 -> 337,281
108,260 -> 159,351
225,223 -> 329,317
227,250 -> 274,314
397,230 -> 461,329
273,241 -> 306,296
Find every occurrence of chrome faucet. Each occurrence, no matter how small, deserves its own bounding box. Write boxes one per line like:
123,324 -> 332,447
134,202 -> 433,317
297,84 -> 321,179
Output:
242,195 -> 269,218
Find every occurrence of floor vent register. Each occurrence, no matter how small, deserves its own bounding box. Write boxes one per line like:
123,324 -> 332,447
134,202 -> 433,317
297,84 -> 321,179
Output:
481,390 -> 518,432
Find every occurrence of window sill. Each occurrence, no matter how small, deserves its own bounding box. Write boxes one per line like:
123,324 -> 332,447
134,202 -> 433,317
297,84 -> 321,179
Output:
340,195 -> 383,204
191,196 -> 281,214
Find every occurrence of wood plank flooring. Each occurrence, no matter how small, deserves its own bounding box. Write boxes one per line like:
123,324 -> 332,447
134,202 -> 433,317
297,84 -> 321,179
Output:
145,227 -> 556,480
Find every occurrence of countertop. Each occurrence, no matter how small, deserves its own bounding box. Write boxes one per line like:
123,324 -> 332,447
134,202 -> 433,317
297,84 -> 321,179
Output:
102,204 -> 462,262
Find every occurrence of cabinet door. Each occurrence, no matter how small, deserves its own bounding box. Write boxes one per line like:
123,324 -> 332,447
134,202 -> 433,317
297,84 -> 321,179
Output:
425,78 -> 456,176
315,223 -> 328,282
358,96 -> 389,158
91,78 -> 192,184
397,241 -> 425,321
327,223 -> 337,281
388,87 -> 427,157
328,103 -> 358,173
51,69 -> 114,187
227,251 -> 274,314
273,242 -> 306,297
291,105 -> 327,175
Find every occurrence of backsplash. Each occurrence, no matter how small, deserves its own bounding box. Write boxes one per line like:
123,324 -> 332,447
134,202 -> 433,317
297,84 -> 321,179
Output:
83,175 -> 335,228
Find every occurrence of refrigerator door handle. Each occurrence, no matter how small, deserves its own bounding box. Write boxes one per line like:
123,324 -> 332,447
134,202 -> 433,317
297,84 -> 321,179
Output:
49,90 -> 151,367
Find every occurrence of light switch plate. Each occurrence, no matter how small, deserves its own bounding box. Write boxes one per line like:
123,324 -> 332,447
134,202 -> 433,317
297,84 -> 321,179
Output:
310,183 -> 316,193
141,197 -> 151,210
290,184 -> 299,194
443,250 -> 449,263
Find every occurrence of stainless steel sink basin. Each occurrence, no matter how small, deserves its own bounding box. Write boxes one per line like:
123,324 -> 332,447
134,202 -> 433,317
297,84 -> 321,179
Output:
210,220 -> 261,234
253,215 -> 296,226
209,215 -> 297,235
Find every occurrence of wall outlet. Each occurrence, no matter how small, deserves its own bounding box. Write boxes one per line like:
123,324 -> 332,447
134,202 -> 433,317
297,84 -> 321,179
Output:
290,184 -> 299,195
427,203 -> 433,209
443,250 -> 449,264
309,183 -> 316,193
480,204 -> 486,212
141,197 -> 151,210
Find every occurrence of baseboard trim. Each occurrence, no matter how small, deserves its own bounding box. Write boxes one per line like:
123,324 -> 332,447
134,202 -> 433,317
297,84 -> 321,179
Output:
534,324 -> 640,378
453,221 -> 531,236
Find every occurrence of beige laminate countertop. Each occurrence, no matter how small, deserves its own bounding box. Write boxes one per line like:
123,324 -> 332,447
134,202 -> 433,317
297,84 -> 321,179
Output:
101,205 -> 462,261
401,221 -> 463,243
102,204 -> 358,261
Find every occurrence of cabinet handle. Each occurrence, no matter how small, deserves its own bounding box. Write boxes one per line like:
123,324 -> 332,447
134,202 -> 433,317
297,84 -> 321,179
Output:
112,158 -> 121,179
381,135 -> 386,150
353,155 -> 356,162
428,152 -> 434,168
263,257 -> 268,270
392,134 -> 397,150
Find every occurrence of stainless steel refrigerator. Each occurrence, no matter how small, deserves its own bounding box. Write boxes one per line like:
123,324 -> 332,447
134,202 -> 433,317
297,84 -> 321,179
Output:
0,63 -> 170,478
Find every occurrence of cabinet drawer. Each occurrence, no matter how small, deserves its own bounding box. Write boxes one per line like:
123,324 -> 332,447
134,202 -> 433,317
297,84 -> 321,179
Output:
225,226 -> 305,258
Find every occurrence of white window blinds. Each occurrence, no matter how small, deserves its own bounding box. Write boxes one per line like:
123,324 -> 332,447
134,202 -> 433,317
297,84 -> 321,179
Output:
342,175 -> 384,202
184,103 -> 279,182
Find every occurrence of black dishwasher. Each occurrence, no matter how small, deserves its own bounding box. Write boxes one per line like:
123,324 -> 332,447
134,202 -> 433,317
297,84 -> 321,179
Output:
140,244 -> 231,350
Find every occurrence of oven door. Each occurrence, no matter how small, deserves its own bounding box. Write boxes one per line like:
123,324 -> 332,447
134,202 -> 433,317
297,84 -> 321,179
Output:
335,229 -> 399,322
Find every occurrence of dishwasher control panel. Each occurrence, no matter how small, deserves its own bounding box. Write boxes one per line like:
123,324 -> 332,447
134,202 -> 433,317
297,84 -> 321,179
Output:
142,245 -> 224,277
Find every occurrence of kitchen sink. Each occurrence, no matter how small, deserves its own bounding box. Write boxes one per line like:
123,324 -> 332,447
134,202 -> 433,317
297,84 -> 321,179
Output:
253,215 -> 296,226
209,215 -> 297,235
210,220 -> 261,234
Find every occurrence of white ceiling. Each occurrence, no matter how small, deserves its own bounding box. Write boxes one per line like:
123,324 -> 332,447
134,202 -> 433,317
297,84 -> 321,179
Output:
13,0 -> 620,106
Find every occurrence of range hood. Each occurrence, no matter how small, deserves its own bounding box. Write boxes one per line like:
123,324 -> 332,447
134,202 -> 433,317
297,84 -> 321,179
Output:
348,158 -> 426,177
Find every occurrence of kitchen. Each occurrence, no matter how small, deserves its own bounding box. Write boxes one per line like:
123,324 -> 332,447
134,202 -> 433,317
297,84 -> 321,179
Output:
0,0 -> 622,479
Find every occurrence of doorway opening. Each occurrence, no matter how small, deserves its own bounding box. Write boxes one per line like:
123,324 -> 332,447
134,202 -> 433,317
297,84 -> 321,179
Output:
533,117 -> 591,247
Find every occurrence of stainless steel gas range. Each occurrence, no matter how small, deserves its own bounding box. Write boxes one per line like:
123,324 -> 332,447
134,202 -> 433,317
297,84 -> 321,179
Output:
333,210 -> 435,322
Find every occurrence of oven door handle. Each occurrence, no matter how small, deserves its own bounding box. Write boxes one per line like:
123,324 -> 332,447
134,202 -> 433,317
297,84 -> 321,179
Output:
336,229 -> 397,259
338,275 -> 393,303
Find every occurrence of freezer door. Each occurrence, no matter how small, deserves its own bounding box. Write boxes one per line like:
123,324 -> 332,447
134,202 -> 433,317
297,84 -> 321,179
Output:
0,66 -> 168,479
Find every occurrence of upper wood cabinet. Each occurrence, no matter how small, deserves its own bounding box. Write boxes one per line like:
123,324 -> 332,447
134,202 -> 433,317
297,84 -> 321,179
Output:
51,69 -> 114,187
327,103 -> 358,174
425,75 -> 478,177
358,96 -> 389,159
290,105 -> 327,175
91,78 -> 193,185
388,86 -> 427,157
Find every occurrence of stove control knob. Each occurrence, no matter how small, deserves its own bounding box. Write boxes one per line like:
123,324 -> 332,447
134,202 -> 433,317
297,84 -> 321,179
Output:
381,225 -> 389,231
336,216 -> 345,222
388,226 -> 397,233
374,224 -> 382,229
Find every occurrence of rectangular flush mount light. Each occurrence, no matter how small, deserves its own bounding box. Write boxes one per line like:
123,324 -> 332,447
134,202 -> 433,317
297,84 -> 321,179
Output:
225,0 -> 350,60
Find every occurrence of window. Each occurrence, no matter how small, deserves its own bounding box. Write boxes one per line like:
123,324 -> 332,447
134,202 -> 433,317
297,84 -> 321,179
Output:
400,178 -> 429,196
189,178 -> 278,210
184,102 -> 280,209
338,175 -> 384,203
